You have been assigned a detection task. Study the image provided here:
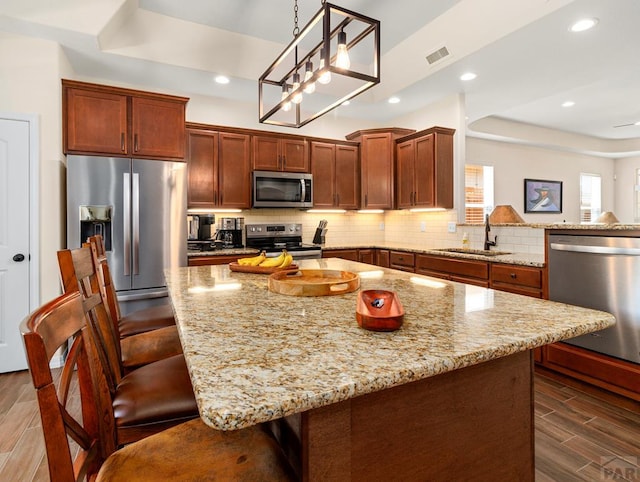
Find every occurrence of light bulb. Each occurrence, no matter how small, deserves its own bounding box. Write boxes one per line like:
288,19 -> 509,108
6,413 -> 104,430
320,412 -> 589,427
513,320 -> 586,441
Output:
291,73 -> 302,104
335,31 -> 350,70
318,48 -> 331,84
303,61 -> 315,94
281,84 -> 291,112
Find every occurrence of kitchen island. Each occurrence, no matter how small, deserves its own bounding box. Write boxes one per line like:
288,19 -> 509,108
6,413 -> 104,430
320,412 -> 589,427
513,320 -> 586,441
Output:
165,258 -> 614,481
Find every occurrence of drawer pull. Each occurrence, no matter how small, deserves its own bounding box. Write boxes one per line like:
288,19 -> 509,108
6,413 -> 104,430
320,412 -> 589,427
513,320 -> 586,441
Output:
510,273 -> 517,279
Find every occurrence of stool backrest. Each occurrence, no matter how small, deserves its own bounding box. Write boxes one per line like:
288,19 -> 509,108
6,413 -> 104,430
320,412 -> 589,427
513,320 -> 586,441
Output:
84,234 -> 122,324
57,247 -> 123,393
20,292 -> 117,482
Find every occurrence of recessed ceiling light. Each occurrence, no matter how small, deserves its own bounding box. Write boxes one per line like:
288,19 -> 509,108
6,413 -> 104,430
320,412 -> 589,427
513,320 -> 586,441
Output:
388,97 -> 400,104
460,72 -> 477,81
214,75 -> 230,84
635,121 -> 640,126
562,101 -> 575,107
569,18 -> 598,32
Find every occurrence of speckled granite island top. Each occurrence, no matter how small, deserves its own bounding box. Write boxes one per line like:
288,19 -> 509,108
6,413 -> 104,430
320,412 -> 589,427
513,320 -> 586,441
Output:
165,258 -> 614,432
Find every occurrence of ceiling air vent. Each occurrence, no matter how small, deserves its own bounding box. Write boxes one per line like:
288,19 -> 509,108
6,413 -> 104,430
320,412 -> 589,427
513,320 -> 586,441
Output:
426,46 -> 450,65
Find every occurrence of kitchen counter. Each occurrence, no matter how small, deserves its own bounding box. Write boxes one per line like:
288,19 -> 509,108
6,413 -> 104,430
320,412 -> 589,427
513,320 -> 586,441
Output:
166,258 -> 611,430
187,247 -> 259,257
165,258 -> 613,480
325,242 -> 546,267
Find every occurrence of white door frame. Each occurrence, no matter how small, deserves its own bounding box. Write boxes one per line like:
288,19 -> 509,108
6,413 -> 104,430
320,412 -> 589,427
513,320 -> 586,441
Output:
0,112 -> 40,313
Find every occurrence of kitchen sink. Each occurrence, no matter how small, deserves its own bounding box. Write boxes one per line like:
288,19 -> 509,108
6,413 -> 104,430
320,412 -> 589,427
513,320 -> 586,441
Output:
434,248 -> 512,257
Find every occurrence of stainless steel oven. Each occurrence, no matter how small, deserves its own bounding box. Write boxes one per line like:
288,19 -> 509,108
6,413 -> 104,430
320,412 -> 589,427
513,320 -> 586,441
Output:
245,223 -> 321,260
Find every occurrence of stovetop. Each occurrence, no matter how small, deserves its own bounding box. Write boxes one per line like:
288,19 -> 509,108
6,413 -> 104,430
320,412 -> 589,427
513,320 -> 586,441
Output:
245,223 -> 320,253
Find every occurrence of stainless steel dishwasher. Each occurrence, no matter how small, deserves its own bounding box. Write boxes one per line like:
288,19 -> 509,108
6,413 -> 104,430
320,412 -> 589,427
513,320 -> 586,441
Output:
548,233 -> 640,364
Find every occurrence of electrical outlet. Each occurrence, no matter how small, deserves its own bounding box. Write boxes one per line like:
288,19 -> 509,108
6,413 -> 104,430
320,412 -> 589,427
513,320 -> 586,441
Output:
420,221 -> 426,232
379,222 -> 385,231
447,222 -> 457,233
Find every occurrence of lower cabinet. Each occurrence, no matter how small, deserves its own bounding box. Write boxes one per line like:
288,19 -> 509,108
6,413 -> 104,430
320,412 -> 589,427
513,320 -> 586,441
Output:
490,263 -> 544,298
322,249 -> 359,261
542,342 -> 640,401
358,249 -> 375,264
415,254 -> 489,287
389,251 -> 415,272
376,249 -> 390,268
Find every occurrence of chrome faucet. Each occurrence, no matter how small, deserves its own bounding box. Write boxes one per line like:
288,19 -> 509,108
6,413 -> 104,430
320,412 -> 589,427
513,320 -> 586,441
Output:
484,214 -> 497,250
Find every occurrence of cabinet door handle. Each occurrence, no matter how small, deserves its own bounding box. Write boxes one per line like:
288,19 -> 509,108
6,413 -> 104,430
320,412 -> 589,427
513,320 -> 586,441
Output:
365,194 -> 368,206
214,190 -> 217,205
410,191 -> 414,205
510,273 -> 517,279
414,191 -> 417,205
336,193 -> 340,206
121,133 -> 125,152
134,133 -> 139,152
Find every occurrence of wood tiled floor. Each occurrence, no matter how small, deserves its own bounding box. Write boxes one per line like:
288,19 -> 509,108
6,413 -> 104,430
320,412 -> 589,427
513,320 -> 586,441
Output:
1,369 -> 639,481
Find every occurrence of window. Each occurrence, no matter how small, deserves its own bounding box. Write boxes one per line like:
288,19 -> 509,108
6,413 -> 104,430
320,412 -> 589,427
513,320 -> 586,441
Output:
580,173 -> 601,223
464,165 -> 494,224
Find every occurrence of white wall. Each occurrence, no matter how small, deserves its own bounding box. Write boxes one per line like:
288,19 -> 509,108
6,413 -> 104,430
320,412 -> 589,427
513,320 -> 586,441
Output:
0,33 -> 73,303
466,137 -> 615,224
614,156 -> 640,223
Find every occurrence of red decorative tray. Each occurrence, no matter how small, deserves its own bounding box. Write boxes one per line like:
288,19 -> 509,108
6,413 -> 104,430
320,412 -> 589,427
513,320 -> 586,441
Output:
228,262 -> 299,274
356,290 -> 404,332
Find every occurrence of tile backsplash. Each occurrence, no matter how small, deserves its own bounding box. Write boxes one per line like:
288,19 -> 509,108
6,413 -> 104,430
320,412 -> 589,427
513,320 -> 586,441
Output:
219,209 -> 545,254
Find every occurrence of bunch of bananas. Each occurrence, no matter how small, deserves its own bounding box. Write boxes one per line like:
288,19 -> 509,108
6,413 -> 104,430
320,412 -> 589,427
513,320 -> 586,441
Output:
237,251 -> 266,266
258,249 -> 294,268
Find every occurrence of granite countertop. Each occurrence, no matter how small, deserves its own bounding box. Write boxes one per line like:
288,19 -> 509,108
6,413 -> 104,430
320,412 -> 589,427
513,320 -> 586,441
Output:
165,258 -> 614,431
188,247 -> 259,257
189,244 -> 545,267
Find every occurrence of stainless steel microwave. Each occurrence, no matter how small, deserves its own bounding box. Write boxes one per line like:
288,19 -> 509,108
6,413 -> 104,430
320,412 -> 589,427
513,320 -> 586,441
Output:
252,170 -> 313,208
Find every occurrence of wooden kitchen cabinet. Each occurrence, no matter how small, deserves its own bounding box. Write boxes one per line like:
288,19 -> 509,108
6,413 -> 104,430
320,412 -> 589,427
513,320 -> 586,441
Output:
346,128 -> 415,210
63,79 -> 187,159
188,254 -> 254,266
395,127 -> 455,209
186,127 -> 251,209
389,251 -> 415,272
252,134 -> 309,172
415,254 -> 489,287
311,141 -> 359,209
322,249 -> 359,261
376,249 -> 390,268
490,264 -> 544,298
358,249 -> 375,264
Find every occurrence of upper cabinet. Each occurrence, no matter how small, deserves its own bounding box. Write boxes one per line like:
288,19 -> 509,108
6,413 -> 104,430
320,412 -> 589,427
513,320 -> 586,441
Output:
395,127 -> 455,209
62,79 -> 188,160
346,128 -> 415,210
252,134 -> 309,172
186,126 -> 251,209
311,141 -> 359,209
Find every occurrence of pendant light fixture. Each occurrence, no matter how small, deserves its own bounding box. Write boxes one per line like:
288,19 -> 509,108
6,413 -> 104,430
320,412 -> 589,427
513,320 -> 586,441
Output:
259,0 -> 380,128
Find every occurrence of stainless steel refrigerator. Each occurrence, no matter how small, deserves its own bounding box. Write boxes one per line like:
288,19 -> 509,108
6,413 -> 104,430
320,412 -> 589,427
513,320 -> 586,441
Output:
66,155 -> 187,314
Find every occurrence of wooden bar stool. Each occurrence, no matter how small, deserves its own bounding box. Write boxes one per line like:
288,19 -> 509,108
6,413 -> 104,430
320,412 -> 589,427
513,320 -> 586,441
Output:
85,234 -> 176,338
58,246 -> 182,370
57,247 -> 198,444
21,291 -> 297,482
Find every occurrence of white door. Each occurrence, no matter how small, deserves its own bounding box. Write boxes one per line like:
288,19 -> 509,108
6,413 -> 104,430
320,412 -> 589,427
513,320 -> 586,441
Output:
0,116 -> 34,372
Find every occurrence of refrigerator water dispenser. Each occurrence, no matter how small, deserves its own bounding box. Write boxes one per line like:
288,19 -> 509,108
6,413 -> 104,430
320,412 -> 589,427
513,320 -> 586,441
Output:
79,205 -> 112,250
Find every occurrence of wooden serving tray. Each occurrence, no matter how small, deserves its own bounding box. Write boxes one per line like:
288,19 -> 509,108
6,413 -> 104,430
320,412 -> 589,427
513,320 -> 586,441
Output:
268,269 -> 360,296
228,262 -> 299,274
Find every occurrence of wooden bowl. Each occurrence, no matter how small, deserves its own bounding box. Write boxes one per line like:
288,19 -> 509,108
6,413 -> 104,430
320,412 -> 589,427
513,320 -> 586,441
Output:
356,290 -> 404,332
268,269 -> 359,296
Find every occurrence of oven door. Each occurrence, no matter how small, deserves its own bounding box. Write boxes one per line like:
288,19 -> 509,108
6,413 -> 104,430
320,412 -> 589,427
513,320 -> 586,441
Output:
253,171 -> 313,208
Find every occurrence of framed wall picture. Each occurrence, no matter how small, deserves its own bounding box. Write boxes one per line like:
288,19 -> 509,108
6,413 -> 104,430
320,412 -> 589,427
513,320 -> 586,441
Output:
524,179 -> 562,213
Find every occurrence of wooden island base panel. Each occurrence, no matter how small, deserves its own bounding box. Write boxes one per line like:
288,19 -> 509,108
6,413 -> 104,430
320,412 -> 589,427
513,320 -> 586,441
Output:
270,351 -> 533,481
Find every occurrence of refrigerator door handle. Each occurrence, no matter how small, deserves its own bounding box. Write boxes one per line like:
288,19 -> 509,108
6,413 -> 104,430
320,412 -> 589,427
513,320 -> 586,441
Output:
123,172 -> 131,276
132,172 -> 140,275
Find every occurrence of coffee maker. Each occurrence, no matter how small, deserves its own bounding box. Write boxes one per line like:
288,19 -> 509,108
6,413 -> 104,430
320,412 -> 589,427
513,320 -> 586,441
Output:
215,217 -> 244,248
187,214 -> 215,250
